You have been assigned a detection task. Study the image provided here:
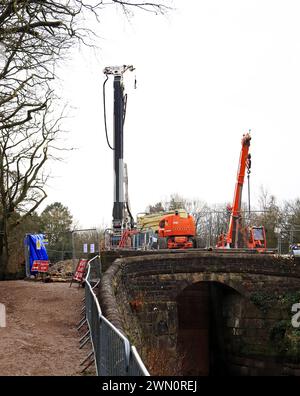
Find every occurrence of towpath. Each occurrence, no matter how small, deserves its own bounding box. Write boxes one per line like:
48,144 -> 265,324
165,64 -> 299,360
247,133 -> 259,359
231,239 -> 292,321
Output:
0,280 -> 90,376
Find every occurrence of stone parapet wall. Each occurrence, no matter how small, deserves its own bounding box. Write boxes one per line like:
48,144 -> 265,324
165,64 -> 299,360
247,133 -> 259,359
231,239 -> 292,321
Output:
99,252 -> 300,375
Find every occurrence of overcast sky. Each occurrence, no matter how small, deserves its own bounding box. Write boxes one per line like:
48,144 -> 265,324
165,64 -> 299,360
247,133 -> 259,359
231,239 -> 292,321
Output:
42,0 -> 300,228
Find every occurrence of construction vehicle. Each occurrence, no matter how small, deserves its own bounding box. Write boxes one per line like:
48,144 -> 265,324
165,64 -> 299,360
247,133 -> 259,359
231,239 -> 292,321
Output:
103,65 -> 197,250
137,209 -> 189,232
103,65 -> 135,247
157,210 -> 196,249
216,132 -> 267,252
247,226 -> 267,251
114,209 -> 196,250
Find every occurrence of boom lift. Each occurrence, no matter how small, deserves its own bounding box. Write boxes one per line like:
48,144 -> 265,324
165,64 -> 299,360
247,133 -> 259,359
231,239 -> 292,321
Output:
216,132 -> 266,251
137,209 -> 189,232
157,210 -> 196,249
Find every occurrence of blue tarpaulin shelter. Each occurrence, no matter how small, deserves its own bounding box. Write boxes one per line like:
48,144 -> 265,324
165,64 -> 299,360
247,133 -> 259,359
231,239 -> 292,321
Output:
24,234 -> 49,276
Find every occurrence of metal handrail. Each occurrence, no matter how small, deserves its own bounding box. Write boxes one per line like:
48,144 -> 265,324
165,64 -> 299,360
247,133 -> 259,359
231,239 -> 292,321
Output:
84,254 -> 150,376
129,346 -> 150,376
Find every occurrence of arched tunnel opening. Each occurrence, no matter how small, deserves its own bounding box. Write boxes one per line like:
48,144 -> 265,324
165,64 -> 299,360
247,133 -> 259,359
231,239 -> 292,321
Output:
176,281 -> 241,376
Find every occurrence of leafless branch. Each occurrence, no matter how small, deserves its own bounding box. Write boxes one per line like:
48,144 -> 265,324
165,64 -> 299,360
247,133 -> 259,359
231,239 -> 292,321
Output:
0,0 -> 173,272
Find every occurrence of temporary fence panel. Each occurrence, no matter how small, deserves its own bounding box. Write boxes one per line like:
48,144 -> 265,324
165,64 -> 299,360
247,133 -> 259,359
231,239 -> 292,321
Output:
99,316 -> 131,376
84,255 -> 149,376
128,346 -> 150,376
44,231 -> 73,264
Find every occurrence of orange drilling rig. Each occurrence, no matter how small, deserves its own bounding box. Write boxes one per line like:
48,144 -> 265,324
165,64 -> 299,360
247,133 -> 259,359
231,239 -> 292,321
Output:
102,65 -> 197,250
216,132 -> 267,252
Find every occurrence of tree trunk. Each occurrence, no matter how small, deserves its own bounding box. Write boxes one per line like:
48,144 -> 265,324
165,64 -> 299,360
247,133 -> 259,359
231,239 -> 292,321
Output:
0,220 -> 9,279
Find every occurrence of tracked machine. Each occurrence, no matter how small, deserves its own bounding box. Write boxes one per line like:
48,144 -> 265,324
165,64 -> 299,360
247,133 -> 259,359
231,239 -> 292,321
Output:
216,132 -> 267,252
102,65 -> 136,248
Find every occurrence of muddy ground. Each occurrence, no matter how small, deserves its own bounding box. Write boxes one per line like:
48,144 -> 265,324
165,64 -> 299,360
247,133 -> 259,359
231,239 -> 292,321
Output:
0,280 -> 93,376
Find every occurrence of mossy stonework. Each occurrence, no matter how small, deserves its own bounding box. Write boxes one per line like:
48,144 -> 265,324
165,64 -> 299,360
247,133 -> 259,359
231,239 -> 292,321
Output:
99,252 -> 300,376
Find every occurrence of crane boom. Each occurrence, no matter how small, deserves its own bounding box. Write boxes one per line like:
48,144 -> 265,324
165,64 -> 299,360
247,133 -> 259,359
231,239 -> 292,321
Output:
226,132 -> 251,247
216,131 -> 267,252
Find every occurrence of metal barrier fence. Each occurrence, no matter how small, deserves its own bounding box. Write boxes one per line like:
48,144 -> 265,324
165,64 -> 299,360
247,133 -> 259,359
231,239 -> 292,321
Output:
84,255 -> 149,376
104,228 -> 155,251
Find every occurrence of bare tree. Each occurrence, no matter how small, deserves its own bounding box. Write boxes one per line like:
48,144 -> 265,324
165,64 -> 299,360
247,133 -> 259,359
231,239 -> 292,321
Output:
0,0 -> 170,276
0,105 -> 64,274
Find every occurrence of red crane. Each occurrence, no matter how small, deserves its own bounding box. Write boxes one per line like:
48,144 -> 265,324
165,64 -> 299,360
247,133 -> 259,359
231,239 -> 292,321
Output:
217,132 -> 266,251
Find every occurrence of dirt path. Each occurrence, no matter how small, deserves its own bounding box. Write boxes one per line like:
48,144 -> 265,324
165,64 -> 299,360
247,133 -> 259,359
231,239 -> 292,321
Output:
0,280 -> 90,376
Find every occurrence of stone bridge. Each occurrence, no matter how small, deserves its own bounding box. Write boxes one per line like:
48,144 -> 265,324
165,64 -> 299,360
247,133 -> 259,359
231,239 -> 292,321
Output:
99,251 -> 300,376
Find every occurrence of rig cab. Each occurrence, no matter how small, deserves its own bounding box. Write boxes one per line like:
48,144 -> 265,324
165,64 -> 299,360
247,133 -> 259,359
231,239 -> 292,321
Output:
248,226 -> 266,252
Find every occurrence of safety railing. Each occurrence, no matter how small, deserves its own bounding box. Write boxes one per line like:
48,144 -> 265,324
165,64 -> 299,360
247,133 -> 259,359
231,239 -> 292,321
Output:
83,255 -> 149,376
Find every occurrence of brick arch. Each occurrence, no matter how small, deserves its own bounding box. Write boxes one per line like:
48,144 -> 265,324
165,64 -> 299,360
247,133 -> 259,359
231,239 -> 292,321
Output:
171,272 -> 247,299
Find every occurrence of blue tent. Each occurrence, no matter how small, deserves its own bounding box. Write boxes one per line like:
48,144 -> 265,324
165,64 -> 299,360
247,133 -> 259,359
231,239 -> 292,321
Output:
24,234 -> 49,276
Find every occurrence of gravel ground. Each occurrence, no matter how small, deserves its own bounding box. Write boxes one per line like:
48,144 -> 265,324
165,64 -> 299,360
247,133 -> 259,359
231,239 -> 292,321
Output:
0,280 -> 92,376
